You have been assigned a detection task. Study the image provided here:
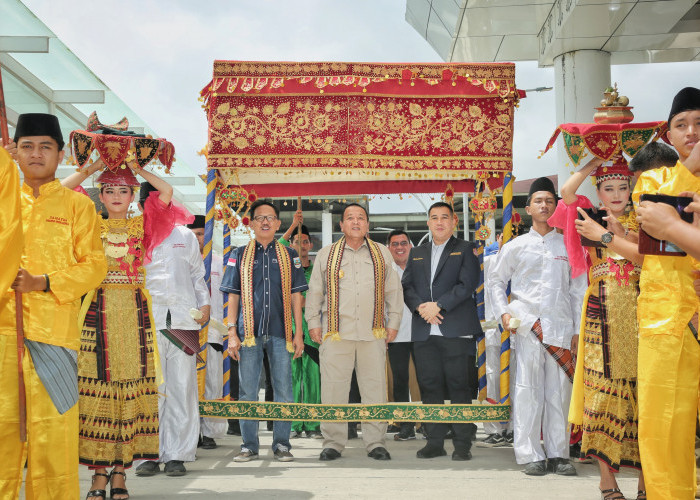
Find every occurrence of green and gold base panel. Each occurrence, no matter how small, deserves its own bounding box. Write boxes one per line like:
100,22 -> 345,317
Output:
199,400 -> 510,423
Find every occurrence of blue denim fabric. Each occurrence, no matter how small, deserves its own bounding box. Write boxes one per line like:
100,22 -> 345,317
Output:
238,335 -> 293,453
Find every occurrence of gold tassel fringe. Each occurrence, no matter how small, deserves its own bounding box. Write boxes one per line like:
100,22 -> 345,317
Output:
372,328 -> 387,339
242,336 -> 256,347
323,331 -> 341,341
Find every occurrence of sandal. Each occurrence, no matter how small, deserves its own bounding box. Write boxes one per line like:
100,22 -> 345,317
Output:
600,488 -> 625,500
636,490 -> 646,500
86,471 -> 110,500
109,470 -> 130,500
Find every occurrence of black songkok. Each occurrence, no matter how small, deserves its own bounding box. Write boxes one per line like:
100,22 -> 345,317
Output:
187,215 -> 206,229
528,176 -> 557,200
13,113 -> 64,150
139,181 -> 158,206
668,87 -> 700,125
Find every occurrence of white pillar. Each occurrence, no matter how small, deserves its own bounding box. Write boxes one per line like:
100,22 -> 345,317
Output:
554,50 -> 611,200
321,209 -> 333,247
486,217 -> 496,245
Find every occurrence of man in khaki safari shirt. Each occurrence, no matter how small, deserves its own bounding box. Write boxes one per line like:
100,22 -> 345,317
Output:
306,203 -> 404,462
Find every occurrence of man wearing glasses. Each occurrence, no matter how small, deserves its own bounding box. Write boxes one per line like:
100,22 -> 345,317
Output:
220,200 -> 307,462
386,230 -> 419,441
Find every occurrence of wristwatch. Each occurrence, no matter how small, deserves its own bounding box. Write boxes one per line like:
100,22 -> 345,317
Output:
600,232 -> 614,247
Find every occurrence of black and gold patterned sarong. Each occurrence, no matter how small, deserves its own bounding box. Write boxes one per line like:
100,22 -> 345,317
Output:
580,251 -> 641,471
78,285 -> 159,468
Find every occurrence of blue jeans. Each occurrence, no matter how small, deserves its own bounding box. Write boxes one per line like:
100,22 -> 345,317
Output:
238,335 -> 293,453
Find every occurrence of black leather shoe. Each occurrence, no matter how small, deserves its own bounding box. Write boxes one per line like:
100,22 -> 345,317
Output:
416,445 -> 447,459
201,436 -> 217,450
368,447 -> 391,460
134,461 -> 160,477
163,460 -> 186,477
452,449 -> 473,461
319,448 -> 342,461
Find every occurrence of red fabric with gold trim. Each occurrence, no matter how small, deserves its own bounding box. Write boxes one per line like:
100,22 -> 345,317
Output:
594,156 -> 632,183
541,121 -> 666,166
202,61 -> 522,196
69,130 -> 176,172
95,167 -> 140,187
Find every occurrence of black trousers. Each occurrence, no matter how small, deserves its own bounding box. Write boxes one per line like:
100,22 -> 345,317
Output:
413,335 -> 475,452
387,342 -> 414,431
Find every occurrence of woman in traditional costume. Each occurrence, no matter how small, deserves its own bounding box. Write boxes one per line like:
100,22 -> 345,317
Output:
63,157 -> 189,500
549,156 -> 646,500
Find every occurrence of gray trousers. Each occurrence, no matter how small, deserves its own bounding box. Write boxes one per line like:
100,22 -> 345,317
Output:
320,338 -> 387,453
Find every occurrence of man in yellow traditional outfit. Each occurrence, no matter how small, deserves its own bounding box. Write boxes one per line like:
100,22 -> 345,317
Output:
306,203 -> 404,462
632,87 -> 700,500
0,113 -> 107,499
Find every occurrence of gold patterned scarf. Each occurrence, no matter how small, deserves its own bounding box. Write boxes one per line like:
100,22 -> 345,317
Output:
325,236 -> 386,341
240,240 -> 294,353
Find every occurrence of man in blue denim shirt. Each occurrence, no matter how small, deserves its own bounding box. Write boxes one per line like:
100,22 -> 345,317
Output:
220,200 -> 308,462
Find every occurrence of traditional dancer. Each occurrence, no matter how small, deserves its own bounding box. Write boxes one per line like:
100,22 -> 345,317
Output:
553,156 -> 646,500
490,177 -> 587,476
632,87 -> 700,500
0,113 -> 107,499
280,213 -> 322,439
62,149 -> 188,498
306,203 -> 403,462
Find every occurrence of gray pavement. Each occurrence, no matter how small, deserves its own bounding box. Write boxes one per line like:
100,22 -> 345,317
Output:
75,425 -> 642,499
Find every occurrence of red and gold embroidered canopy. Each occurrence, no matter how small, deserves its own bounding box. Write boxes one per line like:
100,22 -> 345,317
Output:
201,61 -> 522,197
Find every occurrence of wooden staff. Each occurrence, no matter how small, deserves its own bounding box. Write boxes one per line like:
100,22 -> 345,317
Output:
296,197 -> 302,243
0,63 -> 27,442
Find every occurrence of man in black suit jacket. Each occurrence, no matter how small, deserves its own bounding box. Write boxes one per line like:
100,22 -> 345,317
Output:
402,201 -> 483,460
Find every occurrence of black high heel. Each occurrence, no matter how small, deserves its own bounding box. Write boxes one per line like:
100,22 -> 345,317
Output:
86,471 -> 110,500
109,470 -> 130,500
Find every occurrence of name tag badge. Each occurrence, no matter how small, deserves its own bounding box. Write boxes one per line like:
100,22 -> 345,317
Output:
450,252 -> 462,256
412,257 -> 423,260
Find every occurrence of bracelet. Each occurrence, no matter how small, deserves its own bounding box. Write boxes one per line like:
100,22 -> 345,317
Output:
43,274 -> 51,293
227,324 -> 237,330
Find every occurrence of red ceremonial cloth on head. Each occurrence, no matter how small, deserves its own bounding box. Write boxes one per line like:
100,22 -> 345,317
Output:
202,61 -> 522,197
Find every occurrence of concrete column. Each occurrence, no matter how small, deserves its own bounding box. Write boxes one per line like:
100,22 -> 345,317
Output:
321,209 -> 333,247
554,50 -> 611,200
486,217 -> 496,245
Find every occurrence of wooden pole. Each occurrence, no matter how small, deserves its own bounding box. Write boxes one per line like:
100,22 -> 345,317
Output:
0,63 -> 27,442
296,197 -> 302,243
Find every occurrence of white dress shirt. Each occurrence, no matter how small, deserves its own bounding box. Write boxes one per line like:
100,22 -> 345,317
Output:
390,264 -> 413,343
145,225 -> 210,331
208,253 -> 226,345
429,240 -> 447,337
489,228 -> 586,349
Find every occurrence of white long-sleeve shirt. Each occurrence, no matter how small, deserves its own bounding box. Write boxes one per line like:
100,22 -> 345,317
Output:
145,225 -> 210,331
208,253 -> 226,344
390,264 -> 413,343
489,228 -> 586,349
483,254 -> 501,347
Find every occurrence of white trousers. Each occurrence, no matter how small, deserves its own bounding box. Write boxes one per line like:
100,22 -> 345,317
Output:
483,340 -> 517,436
201,344 -> 227,438
157,331 -> 200,463
512,331 -> 571,464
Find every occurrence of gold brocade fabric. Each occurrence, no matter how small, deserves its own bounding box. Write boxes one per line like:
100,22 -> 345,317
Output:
0,180 -> 107,350
77,216 -> 158,467
579,229 -> 642,471
632,161 -> 700,339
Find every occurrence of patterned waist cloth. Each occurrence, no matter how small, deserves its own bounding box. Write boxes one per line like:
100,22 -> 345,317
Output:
531,319 -> 575,382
